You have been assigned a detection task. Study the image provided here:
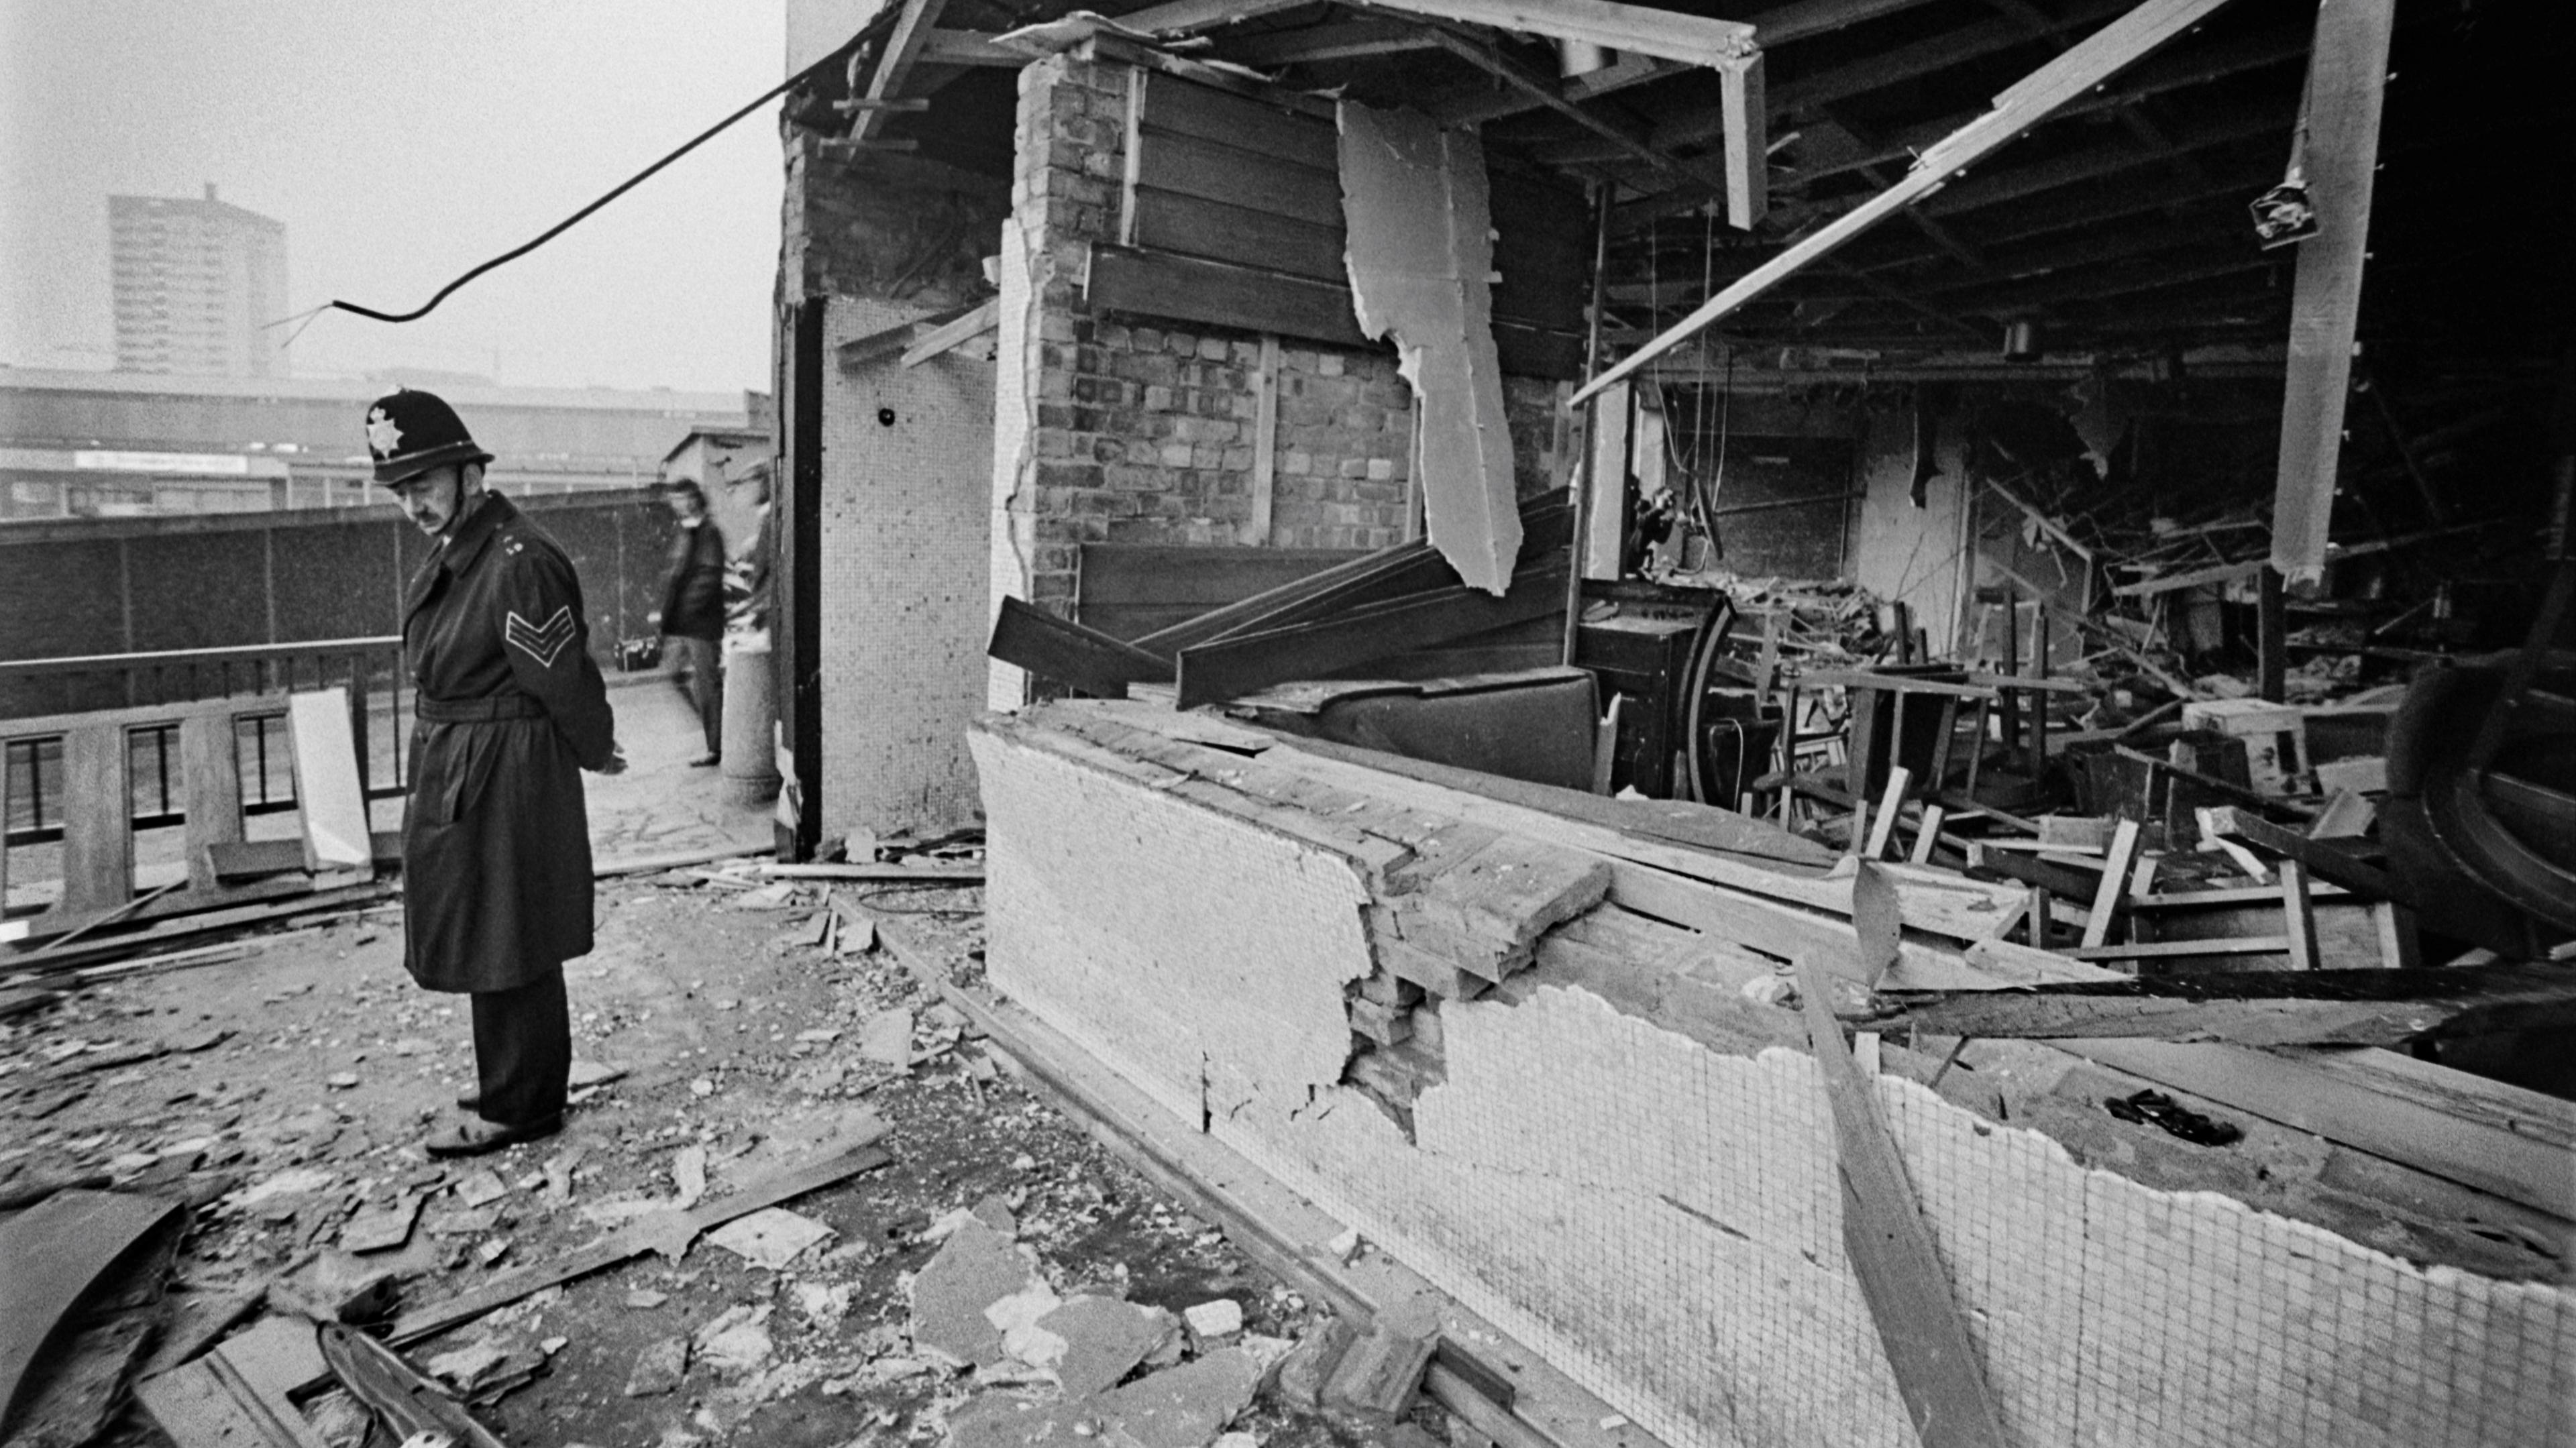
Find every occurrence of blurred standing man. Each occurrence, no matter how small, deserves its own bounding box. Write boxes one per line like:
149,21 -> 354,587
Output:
369,389 -> 624,1157
656,478 -> 727,767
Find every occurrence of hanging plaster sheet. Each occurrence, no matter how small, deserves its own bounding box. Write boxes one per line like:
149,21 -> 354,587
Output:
987,213 -> 1040,711
1337,103 -> 1522,596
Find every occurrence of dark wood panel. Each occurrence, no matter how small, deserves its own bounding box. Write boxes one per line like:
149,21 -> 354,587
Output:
1131,188 -> 1348,283
1142,74 -> 1338,171
1137,129 -> 1342,229
1080,545 -> 1364,608
1089,246 -> 1373,349
1087,246 -> 1583,380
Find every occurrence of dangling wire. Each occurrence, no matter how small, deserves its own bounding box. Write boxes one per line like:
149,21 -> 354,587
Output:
270,37 -> 862,332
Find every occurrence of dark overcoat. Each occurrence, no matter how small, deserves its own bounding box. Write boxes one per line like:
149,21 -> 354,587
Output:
399,492 -> 616,993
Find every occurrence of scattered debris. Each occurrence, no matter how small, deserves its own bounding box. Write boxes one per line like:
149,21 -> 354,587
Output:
704,1206 -> 835,1270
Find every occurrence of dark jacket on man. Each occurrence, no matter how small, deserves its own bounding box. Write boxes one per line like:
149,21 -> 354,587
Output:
659,516 -> 728,641
400,492 -> 616,993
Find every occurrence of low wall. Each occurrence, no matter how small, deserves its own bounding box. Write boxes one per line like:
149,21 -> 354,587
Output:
0,488 -> 673,718
969,707 -> 2573,1448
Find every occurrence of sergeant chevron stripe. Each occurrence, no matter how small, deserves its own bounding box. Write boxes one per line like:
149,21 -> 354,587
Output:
504,606 -> 577,667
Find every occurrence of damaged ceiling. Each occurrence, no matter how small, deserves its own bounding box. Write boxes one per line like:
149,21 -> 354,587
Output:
810,0 -> 2572,377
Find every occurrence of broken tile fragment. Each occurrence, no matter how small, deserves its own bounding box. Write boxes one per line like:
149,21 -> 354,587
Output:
626,1289 -> 668,1310
909,1218 -> 1042,1368
857,1008 -> 914,1066
339,1192 -> 423,1254
706,1206 -> 834,1270
625,1336 -> 688,1396
453,1168 -> 507,1207
694,1304 -> 773,1374
1181,1299 -> 1242,1343
671,1145 -> 708,1210
1095,1348 -> 1263,1448
1030,1295 -> 1177,1398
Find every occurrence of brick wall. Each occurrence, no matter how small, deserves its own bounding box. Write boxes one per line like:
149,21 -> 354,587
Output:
993,55 -> 1580,665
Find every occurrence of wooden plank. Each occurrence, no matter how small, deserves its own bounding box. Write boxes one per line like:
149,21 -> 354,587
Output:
2269,0 -> 2396,582
917,28 -> 1024,66
900,298 -> 998,367
2257,565 -> 2288,702
1874,964 -> 2576,1048
1794,956 -> 2011,1448
988,597 -> 1175,696
2054,1038 -> 2576,1221
1118,0 -> 1311,39
1573,0 -> 2237,404
1175,560 -> 1570,708
1247,335 -> 1283,544
388,1141 -> 894,1347
54,724 -> 129,919
1350,0 -> 1754,66
285,688 -> 372,875
1156,729 -> 2106,986
1088,245 -> 1370,349
2278,858 -> 2320,970
1137,127 -> 1342,228
208,833 -> 402,882
1078,545 -> 1362,609
2200,805 -> 2396,901
1864,766 -> 1909,860
1218,18 -> 1443,67
1131,188 -> 1348,282
1139,72 -> 1338,170
851,0 -> 953,145
2080,818 -> 2143,950
2071,936 -> 2294,961
2108,557 -> 2266,598
1716,51 -> 1768,229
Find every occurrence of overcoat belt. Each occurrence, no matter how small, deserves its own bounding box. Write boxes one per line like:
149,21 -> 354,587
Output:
399,493 -> 616,993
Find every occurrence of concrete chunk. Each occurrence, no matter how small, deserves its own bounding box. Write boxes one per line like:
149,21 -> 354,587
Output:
910,1218 -> 1043,1368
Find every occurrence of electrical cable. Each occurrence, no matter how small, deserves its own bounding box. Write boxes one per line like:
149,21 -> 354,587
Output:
278,38 -> 863,332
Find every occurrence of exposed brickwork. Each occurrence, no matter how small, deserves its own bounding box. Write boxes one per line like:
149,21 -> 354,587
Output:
995,55 -> 1580,628
781,137 -> 1006,311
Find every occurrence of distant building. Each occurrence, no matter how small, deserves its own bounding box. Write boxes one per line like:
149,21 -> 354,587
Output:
109,184 -> 290,378
0,368 -> 765,521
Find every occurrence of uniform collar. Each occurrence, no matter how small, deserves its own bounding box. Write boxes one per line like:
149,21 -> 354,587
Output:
437,491 -> 515,575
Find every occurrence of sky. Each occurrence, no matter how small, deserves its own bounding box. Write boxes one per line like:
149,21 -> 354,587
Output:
0,0 -> 788,395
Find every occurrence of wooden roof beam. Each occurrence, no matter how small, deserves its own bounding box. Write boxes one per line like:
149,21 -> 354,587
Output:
1574,0 -> 2245,404
1422,27 -> 1768,229
1214,17 -> 1444,66
849,0 -> 953,145
2271,0 -> 2396,581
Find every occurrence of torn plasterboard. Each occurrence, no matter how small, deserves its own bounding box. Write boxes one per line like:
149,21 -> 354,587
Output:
1336,102 -> 1522,596
988,211 -> 1042,712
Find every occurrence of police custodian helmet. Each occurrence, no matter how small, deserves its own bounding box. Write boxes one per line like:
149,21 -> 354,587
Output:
365,388 -> 495,485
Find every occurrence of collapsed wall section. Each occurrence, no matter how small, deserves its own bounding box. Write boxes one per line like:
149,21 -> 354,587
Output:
971,707 -> 2575,1448
987,53 -> 1582,706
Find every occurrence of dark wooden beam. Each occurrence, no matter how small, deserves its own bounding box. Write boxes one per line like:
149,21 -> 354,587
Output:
1214,17 -> 1442,67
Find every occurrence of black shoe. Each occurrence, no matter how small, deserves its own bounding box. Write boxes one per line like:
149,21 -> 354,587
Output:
689,753 -> 720,768
425,1114 -> 564,1158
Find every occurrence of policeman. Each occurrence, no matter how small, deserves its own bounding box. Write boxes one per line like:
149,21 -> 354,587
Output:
368,389 -> 625,1157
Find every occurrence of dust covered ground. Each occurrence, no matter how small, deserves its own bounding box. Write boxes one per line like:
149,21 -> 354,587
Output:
1,864 -> 1449,1448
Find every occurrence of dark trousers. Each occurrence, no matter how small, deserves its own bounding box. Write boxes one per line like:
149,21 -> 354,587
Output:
668,633 -> 722,757
470,973 -> 570,1125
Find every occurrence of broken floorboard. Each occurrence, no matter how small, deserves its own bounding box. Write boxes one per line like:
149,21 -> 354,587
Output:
1860,964 -> 2576,1048
969,704 -> 2576,1444
1057,706 -> 2086,986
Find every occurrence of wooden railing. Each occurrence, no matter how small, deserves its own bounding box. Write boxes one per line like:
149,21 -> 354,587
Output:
0,637 -> 407,850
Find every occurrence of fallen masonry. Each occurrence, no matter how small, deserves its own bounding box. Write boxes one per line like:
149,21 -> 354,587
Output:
969,700 -> 2575,1448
